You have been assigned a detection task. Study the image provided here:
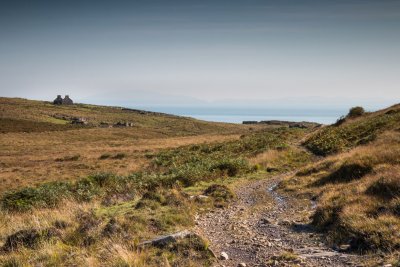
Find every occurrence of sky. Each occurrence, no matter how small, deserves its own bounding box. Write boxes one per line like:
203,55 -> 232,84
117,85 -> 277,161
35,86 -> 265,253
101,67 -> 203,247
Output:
0,0 -> 399,110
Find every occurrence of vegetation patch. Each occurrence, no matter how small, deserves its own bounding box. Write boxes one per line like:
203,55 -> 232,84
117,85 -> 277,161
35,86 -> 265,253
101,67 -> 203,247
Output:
366,170 -> 400,200
348,106 -> 365,118
313,161 -> 373,185
304,106 -> 400,155
55,154 -> 81,162
2,228 -> 60,252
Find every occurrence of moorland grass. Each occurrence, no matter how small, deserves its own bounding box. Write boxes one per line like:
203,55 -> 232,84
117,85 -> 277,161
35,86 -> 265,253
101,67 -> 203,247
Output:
304,106 -> 400,155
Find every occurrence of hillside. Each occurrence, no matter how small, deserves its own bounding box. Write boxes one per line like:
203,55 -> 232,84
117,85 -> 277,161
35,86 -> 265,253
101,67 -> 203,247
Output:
280,103 -> 400,264
0,97 -> 245,134
1,98 -> 399,266
0,97 -> 261,194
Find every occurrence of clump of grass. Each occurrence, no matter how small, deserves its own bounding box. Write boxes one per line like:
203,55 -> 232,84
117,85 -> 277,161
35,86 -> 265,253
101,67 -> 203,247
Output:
55,154 -> 80,162
203,184 -> 234,207
112,153 -> 126,160
2,228 -> 60,251
99,153 -> 126,160
99,153 -> 111,160
366,170 -> 400,199
314,160 -> 373,185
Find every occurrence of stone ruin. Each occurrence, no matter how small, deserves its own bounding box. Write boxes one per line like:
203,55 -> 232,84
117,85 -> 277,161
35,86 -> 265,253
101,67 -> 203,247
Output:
53,95 -> 73,105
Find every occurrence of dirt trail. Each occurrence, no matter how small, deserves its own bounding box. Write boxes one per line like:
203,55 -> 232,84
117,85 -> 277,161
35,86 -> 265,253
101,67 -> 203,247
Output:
195,175 -> 366,267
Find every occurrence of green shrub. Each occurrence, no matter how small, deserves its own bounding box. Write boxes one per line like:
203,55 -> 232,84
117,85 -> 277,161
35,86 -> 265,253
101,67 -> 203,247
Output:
348,106 -> 365,118
73,178 -> 101,202
1,182 -> 71,211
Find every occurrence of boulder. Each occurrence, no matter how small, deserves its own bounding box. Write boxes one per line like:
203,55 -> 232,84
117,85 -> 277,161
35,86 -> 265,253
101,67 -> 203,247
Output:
138,230 -> 192,248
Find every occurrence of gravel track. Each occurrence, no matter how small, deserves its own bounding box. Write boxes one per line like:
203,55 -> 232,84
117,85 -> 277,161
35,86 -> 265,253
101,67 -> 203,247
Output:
195,175 -> 366,267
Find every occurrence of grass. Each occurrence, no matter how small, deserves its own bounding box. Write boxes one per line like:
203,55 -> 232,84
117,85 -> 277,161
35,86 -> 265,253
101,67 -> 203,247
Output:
304,104 -> 400,155
0,124 -> 310,266
2,96 -> 399,265
281,130 -> 400,253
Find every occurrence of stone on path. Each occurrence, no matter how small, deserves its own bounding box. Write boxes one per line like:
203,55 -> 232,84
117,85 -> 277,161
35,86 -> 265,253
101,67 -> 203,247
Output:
220,251 -> 229,260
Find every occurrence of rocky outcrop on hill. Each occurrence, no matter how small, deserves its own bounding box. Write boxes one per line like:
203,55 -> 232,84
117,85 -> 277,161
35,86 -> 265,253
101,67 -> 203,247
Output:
243,120 -> 321,128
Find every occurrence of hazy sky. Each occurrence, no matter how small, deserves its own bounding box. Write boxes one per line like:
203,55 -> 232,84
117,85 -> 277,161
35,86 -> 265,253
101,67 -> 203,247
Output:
0,0 -> 399,109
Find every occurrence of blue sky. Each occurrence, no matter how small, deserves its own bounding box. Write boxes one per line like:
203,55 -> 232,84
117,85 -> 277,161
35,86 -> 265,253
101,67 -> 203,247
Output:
0,0 -> 399,109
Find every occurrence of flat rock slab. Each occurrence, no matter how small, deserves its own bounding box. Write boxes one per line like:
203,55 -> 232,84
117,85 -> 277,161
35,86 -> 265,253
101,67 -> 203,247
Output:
139,230 -> 192,248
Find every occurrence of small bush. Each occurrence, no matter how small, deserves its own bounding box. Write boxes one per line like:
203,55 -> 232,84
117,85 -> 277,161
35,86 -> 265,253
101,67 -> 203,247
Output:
73,178 -> 101,202
348,106 -> 365,118
1,182 -> 71,211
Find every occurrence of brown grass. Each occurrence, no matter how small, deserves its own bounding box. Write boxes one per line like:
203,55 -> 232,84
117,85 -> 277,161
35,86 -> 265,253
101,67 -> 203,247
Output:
281,130 -> 400,252
0,129 -> 243,194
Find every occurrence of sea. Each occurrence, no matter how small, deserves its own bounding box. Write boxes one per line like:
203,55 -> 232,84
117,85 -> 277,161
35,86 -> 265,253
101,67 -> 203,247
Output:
133,107 -> 346,125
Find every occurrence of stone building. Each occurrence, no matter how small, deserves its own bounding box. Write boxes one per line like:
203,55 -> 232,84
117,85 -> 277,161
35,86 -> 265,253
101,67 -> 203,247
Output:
53,95 -> 63,105
53,95 -> 73,105
62,95 -> 73,105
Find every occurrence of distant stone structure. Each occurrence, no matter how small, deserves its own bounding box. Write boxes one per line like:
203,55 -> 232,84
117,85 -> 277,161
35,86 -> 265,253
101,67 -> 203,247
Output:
62,95 -> 73,105
53,95 -> 73,105
53,95 -> 63,105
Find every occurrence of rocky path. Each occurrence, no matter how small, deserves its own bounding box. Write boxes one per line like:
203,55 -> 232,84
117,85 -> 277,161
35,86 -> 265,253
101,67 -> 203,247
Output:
195,175 -> 366,267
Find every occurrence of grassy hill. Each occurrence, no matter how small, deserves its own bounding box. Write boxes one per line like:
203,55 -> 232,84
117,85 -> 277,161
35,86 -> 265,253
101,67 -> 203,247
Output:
0,97 -> 246,134
0,97 -> 313,266
281,103 -> 400,260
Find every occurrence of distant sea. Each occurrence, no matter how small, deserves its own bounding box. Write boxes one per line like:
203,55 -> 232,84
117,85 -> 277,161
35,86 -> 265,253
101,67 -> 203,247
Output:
132,107 -> 346,125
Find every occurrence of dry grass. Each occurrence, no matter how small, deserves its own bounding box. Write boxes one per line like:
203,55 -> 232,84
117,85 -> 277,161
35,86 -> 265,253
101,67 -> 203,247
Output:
0,130 -> 243,194
281,130 -> 400,253
0,97 -> 263,193
0,188 -> 212,266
